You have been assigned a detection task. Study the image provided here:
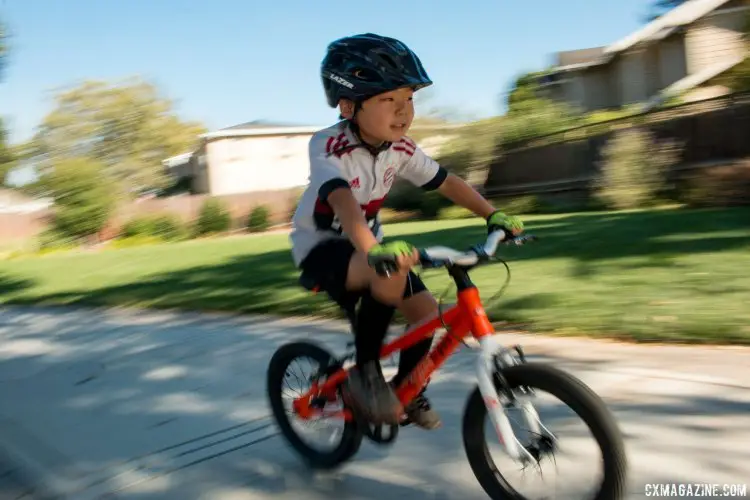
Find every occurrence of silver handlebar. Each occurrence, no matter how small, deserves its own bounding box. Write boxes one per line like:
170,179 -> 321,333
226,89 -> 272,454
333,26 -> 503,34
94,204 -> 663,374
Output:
420,230 -> 535,267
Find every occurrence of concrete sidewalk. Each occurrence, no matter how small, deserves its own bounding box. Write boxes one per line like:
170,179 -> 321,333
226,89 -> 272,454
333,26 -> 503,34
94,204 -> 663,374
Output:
0,305 -> 748,499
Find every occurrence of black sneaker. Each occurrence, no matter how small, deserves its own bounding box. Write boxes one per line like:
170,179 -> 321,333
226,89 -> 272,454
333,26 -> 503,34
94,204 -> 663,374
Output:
404,388 -> 441,430
344,361 -> 403,425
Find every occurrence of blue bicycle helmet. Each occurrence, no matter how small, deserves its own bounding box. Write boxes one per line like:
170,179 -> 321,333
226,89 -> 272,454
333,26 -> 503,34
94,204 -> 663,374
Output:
321,33 -> 433,108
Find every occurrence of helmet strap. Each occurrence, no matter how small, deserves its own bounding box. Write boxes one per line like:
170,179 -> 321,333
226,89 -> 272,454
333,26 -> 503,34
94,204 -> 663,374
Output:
347,117 -> 391,156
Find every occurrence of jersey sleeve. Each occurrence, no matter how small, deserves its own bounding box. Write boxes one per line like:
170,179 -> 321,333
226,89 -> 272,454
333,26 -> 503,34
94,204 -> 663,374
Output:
308,133 -> 350,202
396,138 -> 448,191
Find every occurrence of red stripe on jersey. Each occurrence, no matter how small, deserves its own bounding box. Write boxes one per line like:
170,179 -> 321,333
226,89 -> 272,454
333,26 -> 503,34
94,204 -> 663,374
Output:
393,146 -> 414,156
314,197 -> 334,214
325,136 -> 335,153
362,197 -> 386,217
332,140 -> 351,158
316,197 -> 386,218
400,138 -> 416,149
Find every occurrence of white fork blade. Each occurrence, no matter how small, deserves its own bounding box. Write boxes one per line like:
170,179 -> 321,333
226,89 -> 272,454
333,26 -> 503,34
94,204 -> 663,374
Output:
476,336 -> 535,465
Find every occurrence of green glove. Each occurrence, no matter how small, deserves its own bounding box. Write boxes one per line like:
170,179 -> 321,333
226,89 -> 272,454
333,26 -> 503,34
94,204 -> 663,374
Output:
486,210 -> 524,236
367,241 -> 416,276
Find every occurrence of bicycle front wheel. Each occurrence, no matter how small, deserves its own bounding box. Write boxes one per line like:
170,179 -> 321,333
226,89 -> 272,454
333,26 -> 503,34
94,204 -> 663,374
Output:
462,363 -> 627,499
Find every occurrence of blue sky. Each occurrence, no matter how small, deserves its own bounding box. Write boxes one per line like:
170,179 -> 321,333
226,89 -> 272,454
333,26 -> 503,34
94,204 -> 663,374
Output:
2,0 -> 653,145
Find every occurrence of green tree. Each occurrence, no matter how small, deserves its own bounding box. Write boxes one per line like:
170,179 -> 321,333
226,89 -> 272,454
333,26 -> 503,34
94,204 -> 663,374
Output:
500,70 -> 579,145
0,118 -> 14,186
0,18 -> 8,81
26,77 -> 207,195
506,71 -> 548,114
44,157 -> 116,240
1,20 -> 15,186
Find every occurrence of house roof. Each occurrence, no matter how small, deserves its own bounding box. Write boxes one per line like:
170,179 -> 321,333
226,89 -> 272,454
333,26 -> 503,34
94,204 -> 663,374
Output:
200,125 -> 330,140
550,0 -> 736,73
664,54 -> 744,92
605,0 -> 734,55
162,152 -> 193,167
0,188 -> 52,213
219,119 -> 305,130
642,53 -> 745,110
199,120 -> 467,140
556,47 -> 606,67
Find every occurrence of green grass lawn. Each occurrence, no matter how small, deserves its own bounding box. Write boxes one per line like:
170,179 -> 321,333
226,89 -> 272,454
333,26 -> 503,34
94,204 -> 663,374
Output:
1,206 -> 749,344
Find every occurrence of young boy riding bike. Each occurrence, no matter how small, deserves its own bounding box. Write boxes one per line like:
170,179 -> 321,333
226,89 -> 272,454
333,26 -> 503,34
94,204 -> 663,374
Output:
290,33 -> 524,430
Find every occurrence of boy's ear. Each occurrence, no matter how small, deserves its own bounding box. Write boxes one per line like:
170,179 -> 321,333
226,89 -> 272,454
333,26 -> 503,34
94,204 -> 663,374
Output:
338,99 -> 355,120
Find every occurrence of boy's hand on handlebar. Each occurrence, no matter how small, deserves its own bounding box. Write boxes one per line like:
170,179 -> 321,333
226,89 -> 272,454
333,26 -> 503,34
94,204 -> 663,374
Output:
367,241 -> 419,277
486,210 -> 524,238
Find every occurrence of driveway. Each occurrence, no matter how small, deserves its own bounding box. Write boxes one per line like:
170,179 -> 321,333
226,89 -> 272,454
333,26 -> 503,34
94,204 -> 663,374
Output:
0,305 -> 747,499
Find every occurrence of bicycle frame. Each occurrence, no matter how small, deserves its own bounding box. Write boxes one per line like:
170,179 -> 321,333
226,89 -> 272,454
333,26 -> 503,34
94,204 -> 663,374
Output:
292,266 -> 541,463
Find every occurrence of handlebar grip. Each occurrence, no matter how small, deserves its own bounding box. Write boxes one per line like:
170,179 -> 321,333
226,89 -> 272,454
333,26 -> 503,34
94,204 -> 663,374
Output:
367,255 -> 400,277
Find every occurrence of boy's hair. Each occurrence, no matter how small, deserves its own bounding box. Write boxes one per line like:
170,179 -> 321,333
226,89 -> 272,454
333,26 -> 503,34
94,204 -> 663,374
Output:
321,33 -> 432,112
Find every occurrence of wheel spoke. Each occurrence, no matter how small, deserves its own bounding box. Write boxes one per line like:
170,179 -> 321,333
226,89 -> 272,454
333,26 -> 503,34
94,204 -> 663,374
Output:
267,342 -> 361,468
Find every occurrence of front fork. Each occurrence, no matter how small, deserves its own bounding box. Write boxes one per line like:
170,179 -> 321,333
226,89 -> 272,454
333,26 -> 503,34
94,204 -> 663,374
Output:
475,336 -> 554,465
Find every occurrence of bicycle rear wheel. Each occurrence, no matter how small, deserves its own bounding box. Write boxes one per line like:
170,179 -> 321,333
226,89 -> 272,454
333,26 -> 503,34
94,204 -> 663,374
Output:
266,340 -> 363,469
462,363 -> 627,499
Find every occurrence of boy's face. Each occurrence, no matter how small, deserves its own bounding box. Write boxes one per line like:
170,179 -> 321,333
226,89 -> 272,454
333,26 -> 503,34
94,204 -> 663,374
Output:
340,87 -> 415,145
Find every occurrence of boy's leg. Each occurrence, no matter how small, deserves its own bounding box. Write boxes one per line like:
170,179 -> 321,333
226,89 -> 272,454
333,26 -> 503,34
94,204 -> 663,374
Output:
299,238 -> 411,425
390,280 -> 443,429
342,248 -> 422,424
346,290 -> 402,423
348,256 -> 443,429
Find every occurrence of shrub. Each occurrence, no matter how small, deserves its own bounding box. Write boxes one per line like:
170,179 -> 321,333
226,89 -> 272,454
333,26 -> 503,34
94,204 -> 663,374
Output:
418,191 -> 445,219
379,208 -> 416,224
193,198 -> 231,236
37,227 -> 79,252
247,205 -> 271,233
384,180 -> 423,212
494,195 -> 546,215
43,157 -> 116,240
680,161 -> 750,208
150,214 -> 187,241
384,180 -> 452,219
594,127 -> 681,210
438,206 -> 473,220
109,235 -> 165,249
121,214 -> 187,241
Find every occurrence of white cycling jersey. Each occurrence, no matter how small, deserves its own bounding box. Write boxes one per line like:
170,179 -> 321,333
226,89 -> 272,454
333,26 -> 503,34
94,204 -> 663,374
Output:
290,120 -> 447,267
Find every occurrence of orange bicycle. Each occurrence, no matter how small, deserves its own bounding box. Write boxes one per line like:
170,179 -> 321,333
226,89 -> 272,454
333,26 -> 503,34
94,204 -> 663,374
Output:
266,230 -> 627,499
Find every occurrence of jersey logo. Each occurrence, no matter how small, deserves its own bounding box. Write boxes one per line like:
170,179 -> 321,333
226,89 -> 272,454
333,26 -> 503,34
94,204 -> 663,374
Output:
350,177 -> 360,189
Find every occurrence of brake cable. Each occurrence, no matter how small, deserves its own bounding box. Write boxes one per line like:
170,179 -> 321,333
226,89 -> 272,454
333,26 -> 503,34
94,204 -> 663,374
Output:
426,254 -> 513,348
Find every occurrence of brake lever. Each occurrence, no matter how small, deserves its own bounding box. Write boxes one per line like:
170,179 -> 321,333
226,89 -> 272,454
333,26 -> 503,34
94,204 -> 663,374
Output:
506,234 -> 538,245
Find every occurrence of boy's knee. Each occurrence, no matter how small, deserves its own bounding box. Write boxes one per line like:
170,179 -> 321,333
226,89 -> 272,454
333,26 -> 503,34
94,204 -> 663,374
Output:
370,274 -> 408,306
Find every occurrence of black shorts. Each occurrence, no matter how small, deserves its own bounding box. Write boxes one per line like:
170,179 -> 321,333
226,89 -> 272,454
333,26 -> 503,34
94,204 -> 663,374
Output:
298,238 -> 427,313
